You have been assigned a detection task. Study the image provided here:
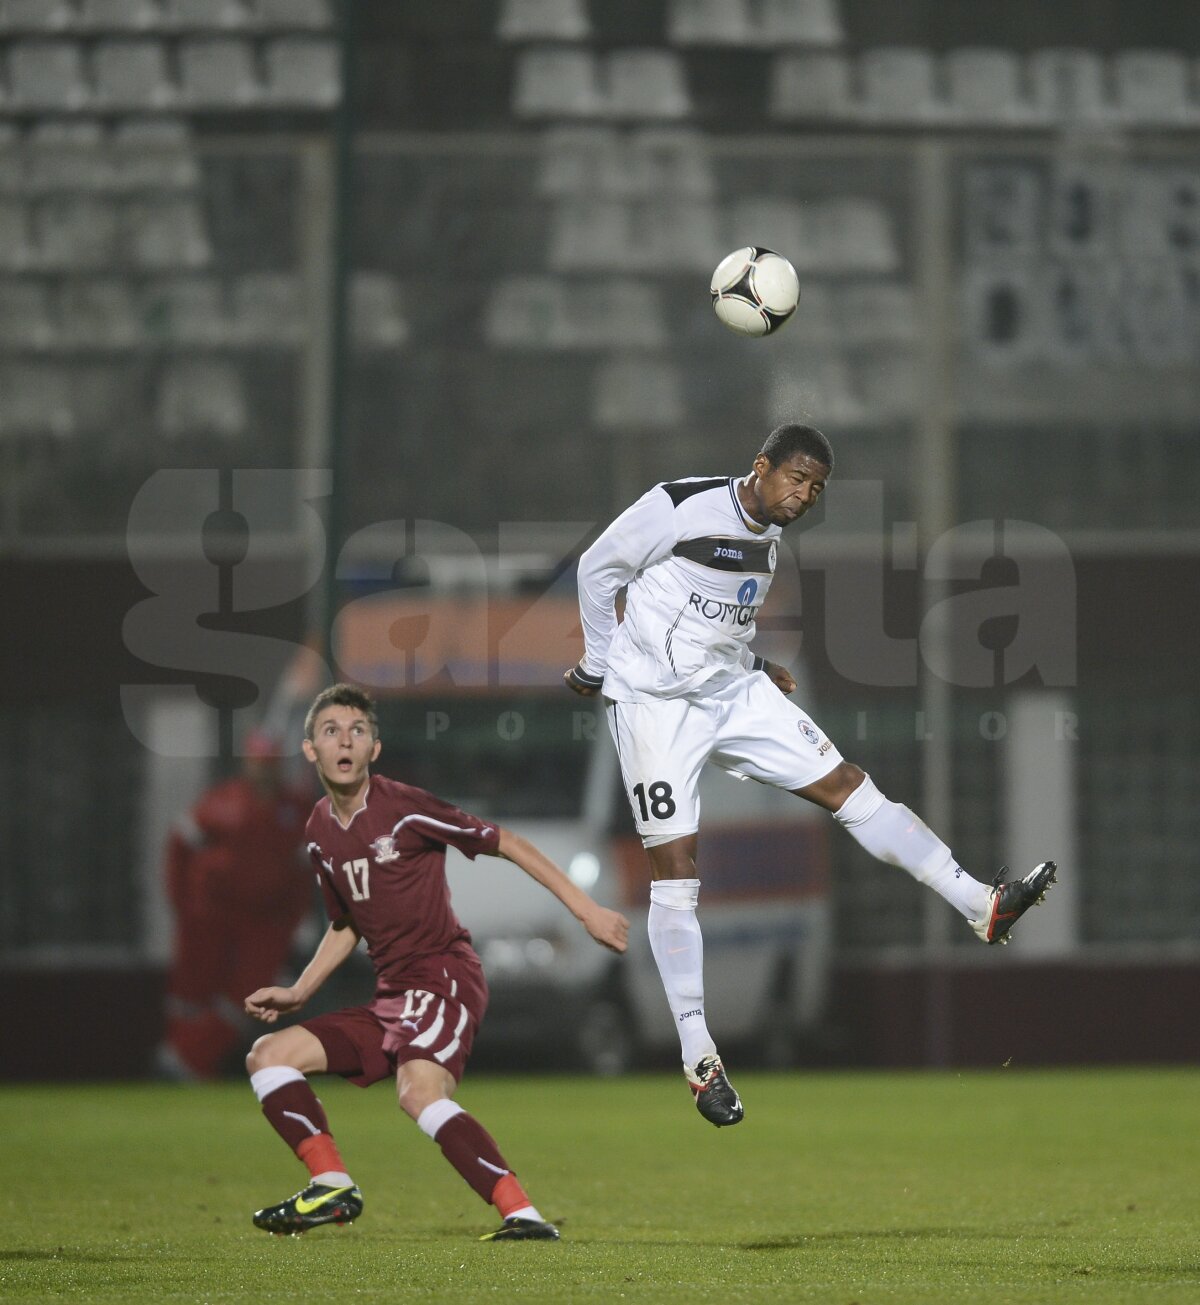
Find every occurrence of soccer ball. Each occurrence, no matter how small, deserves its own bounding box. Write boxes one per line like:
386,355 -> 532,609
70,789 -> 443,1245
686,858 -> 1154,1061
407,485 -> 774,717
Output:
710,246 -> 800,337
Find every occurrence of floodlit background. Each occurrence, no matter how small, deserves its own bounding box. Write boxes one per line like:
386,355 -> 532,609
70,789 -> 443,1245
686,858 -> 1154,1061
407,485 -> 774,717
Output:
2,0 -> 1198,1079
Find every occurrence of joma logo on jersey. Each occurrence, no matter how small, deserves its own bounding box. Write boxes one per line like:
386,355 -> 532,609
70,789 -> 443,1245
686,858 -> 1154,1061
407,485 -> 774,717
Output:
688,592 -> 758,627
713,546 -> 744,560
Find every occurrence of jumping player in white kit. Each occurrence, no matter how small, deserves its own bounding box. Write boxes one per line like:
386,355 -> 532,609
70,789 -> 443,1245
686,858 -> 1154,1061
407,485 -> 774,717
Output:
564,424 -> 1057,1127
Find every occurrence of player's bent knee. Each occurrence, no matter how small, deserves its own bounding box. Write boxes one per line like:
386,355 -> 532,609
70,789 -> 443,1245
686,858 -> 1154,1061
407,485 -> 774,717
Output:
794,760 -> 867,811
395,1058 -> 456,1121
245,1030 -> 308,1074
245,1034 -> 279,1074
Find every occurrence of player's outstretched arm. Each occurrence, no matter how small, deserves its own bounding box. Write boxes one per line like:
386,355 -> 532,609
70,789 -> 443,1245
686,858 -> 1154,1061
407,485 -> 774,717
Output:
244,917 -> 361,1022
495,828 -> 629,954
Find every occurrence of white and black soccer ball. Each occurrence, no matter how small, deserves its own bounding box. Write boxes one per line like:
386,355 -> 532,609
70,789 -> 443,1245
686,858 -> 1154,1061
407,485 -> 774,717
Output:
710,246 -> 800,338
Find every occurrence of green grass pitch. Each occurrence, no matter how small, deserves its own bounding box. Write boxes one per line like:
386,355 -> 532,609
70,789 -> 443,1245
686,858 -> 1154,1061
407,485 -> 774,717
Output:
6,1068 -> 1198,1303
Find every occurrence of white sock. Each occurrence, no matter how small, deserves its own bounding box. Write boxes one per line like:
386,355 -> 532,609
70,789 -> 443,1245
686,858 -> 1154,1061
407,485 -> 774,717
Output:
416,1099 -> 464,1139
507,1204 -> 544,1222
312,1170 -> 354,1188
833,776 -> 991,920
648,878 -> 718,1067
248,1065 -> 304,1101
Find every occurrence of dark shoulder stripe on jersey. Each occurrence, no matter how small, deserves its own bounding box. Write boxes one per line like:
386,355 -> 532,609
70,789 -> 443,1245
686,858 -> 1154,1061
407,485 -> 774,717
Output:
672,536 -> 776,573
727,478 -> 768,533
659,476 -> 729,507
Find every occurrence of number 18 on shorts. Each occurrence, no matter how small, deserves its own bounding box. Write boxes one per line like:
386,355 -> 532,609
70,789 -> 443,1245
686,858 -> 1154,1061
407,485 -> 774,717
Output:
605,677 -> 843,843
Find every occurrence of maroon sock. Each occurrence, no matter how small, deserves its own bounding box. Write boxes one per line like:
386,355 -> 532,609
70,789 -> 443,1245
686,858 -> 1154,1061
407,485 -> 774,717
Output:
432,1112 -> 513,1204
260,1080 -> 333,1153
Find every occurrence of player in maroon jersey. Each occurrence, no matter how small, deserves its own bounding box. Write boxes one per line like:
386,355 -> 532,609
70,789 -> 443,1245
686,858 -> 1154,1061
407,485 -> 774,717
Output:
243,683 -> 629,1242
156,729 -> 312,1080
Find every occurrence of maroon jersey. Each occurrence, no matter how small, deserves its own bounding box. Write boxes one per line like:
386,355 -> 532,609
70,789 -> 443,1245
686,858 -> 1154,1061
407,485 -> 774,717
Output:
167,775 -> 311,917
304,774 -> 500,993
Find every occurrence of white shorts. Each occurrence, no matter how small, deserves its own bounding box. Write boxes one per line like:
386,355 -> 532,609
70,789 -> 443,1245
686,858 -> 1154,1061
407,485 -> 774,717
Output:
605,671 -> 843,843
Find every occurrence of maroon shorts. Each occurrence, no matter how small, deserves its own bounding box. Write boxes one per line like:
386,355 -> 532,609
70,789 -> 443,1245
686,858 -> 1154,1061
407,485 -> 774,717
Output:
301,951 -> 488,1088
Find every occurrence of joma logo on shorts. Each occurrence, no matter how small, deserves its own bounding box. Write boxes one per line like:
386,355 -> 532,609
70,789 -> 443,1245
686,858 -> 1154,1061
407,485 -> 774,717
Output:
688,592 -> 758,627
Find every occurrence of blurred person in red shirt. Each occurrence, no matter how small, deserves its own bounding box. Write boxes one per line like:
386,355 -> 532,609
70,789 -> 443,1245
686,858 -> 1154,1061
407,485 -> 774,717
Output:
156,729 -> 313,1080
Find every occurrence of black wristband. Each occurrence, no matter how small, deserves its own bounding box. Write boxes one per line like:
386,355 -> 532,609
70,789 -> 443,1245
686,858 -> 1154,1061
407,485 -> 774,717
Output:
752,655 -> 766,672
569,662 -> 604,689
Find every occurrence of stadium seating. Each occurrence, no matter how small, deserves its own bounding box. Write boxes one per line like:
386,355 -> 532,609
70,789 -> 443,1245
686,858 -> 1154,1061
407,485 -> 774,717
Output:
145,276 -> 229,345
668,0 -> 842,48
512,47 -> 605,118
350,272 -> 409,350
592,356 -> 684,429
0,198 -> 33,268
250,0 -> 331,29
178,37 -> 261,107
859,47 -> 941,123
27,120 -> 112,191
0,280 -> 54,347
768,51 -> 853,120
759,0 -> 842,47
93,39 -> 176,109
112,117 -> 199,188
606,49 -> 692,119
58,277 -> 142,347
944,48 -> 1032,124
1113,50 -> 1194,125
76,1 -> 162,31
667,0 -> 754,48
497,0 -> 591,43
264,36 -> 339,106
0,361 -> 75,435
1028,48 -> 1109,123
36,196 -> 120,269
156,357 -> 247,437
160,0 -> 250,29
0,0 -> 78,32
125,196 -> 211,267
8,40 -> 89,110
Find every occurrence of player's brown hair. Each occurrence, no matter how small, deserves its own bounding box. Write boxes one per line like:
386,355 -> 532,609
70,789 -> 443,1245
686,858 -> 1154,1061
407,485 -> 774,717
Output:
304,683 -> 380,740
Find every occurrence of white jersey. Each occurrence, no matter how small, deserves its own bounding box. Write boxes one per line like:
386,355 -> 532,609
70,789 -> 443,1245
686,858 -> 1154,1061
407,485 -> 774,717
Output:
577,476 -> 781,703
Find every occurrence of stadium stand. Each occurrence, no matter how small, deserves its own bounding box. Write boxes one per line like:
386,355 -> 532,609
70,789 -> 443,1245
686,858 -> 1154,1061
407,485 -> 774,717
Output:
769,50 -> 854,119
2,0 -> 1200,980
858,46 -> 941,122
1028,47 -> 1109,123
497,0 -> 591,43
944,48 -> 1031,125
1112,49 -> 1194,125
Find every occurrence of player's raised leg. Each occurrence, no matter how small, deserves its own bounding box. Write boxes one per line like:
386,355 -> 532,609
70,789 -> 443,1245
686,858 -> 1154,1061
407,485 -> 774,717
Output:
796,762 -> 1056,944
245,1026 -> 363,1235
396,1058 -> 559,1241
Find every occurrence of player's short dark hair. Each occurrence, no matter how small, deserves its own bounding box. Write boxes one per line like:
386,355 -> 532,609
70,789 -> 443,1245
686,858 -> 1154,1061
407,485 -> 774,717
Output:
304,683 -> 380,740
760,423 -> 834,472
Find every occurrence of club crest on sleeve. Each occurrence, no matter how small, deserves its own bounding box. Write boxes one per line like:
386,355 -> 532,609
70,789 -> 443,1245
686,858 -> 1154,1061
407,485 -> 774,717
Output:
798,720 -> 820,745
370,835 -> 400,863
